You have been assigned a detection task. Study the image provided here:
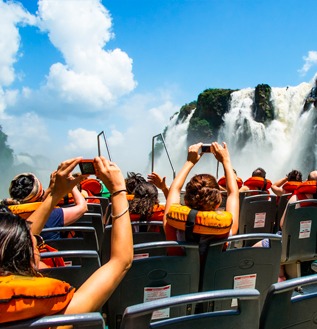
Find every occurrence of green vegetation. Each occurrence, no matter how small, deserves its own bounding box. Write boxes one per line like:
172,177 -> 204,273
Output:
187,88 -> 236,144
176,101 -> 196,124
187,117 -> 213,144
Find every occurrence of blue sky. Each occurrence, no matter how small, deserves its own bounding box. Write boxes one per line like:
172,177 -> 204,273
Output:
1,0 -> 317,182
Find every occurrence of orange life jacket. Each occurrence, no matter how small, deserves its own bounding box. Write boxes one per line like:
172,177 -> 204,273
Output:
166,204 -> 232,236
81,178 -> 102,204
129,204 -> 165,222
294,181 -> 317,206
126,194 -> 134,201
282,181 -> 301,194
0,275 -> 74,323
8,202 -> 60,220
243,176 -> 272,192
218,176 -> 243,189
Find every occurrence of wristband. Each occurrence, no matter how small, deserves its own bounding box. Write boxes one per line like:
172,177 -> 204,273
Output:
111,189 -> 127,197
111,205 -> 129,220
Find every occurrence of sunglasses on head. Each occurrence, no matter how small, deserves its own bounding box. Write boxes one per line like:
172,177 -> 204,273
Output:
33,234 -> 45,249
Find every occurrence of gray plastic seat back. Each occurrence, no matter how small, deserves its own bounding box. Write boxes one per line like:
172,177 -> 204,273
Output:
202,233 -> 282,309
239,194 -> 277,239
105,241 -> 200,329
121,289 -> 260,329
260,274 -> 317,329
0,312 -> 105,329
43,226 -> 99,253
281,199 -> 317,264
40,250 -> 101,289
76,212 -> 104,248
101,222 -> 166,265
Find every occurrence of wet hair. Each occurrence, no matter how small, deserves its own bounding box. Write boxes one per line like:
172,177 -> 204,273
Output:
0,209 -> 39,276
125,172 -> 147,195
184,174 -> 222,211
287,170 -> 302,182
129,182 -> 159,221
252,167 -> 266,178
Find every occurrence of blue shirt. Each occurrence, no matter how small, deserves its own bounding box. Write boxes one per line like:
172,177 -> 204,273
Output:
40,208 -> 64,240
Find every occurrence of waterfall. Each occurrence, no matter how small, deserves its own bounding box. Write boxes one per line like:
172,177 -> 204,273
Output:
219,82 -> 314,181
155,81 -> 317,186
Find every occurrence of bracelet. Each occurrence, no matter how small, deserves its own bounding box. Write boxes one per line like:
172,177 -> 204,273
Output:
111,205 -> 129,220
111,189 -> 127,197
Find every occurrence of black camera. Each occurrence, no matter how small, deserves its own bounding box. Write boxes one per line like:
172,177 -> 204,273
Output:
201,144 -> 212,153
79,160 -> 96,175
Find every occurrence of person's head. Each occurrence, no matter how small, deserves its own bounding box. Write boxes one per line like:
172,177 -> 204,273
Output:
125,172 -> 146,195
307,170 -> 317,181
251,167 -> 266,178
184,174 -> 221,211
129,181 -> 159,220
9,173 -> 44,203
0,208 -> 39,276
287,170 -> 302,182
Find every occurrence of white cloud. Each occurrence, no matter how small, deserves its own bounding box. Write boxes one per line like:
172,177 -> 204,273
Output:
0,1 -> 36,87
66,128 -> 98,155
37,0 -> 137,108
298,51 -> 317,76
108,128 -> 124,146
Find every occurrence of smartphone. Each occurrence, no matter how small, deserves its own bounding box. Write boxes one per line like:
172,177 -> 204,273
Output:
201,144 -> 212,153
79,160 -> 96,175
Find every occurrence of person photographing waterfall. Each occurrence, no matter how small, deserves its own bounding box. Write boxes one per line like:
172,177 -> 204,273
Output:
163,141 -> 239,250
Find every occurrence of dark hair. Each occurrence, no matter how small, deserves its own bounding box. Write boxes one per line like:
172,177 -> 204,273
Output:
287,170 -> 302,182
0,211 -> 39,276
10,175 -> 35,200
184,174 -> 221,211
252,167 -> 266,178
125,172 -> 146,195
129,182 -> 159,221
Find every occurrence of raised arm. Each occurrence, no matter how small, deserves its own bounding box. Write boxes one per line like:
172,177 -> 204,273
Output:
62,186 -> 88,226
163,143 -> 203,228
271,176 -> 288,196
64,157 -> 133,313
28,158 -> 85,235
147,172 -> 169,200
212,142 -> 239,235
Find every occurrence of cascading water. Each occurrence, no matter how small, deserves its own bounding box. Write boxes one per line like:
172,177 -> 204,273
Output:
219,82 -> 314,180
154,80 -> 317,185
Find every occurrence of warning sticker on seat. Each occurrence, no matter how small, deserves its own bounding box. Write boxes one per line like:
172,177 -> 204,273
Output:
254,212 -> 266,228
144,285 -> 171,320
299,220 -> 312,239
231,274 -> 257,307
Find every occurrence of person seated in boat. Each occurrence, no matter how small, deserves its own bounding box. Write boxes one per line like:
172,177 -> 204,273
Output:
0,156 -> 133,325
217,169 -> 243,192
7,172 -> 87,240
129,181 -> 165,232
163,142 -> 239,256
125,172 -> 147,200
271,169 -> 302,197
239,167 -> 272,193
279,170 -> 317,228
